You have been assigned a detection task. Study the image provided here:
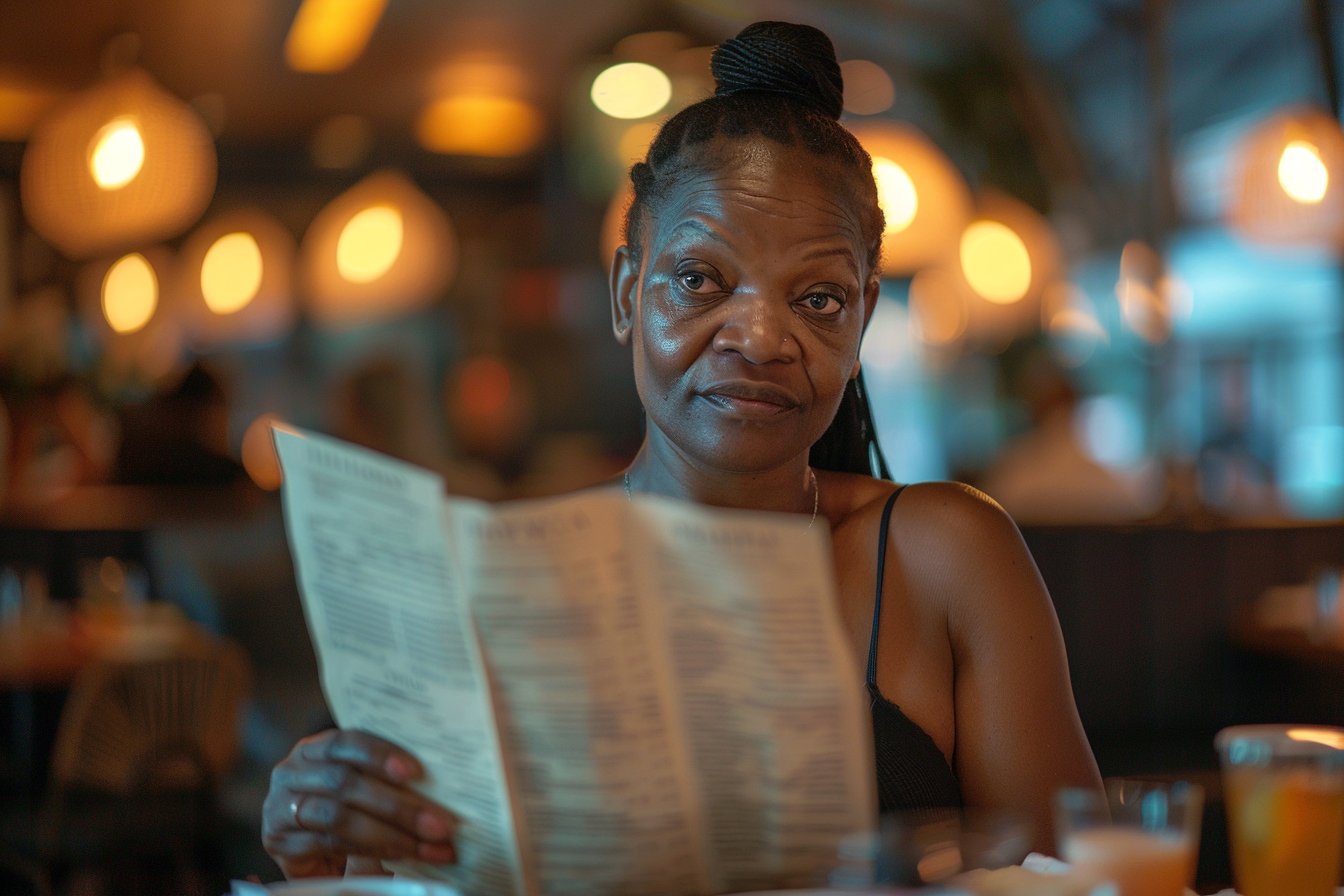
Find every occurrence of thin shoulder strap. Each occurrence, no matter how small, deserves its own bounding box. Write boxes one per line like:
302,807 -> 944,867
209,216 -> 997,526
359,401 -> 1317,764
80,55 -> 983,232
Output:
866,485 -> 907,686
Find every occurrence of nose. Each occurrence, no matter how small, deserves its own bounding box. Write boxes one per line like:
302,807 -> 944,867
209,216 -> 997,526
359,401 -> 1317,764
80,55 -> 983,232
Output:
711,292 -> 800,364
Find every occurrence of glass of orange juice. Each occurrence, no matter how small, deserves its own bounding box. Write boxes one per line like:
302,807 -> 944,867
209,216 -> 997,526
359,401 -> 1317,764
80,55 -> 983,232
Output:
1216,724 -> 1344,896
1055,780 -> 1203,896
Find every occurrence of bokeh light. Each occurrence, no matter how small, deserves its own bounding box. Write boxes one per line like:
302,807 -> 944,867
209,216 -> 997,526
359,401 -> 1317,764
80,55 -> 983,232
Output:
617,121 -> 661,166
0,82 -> 65,141
241,414 -> 295,490
960,221 -> 1032,304
284,0 -> 389,73
591,62 -> 672,119
908,268 -> 968,346
21,69 -> 216,259
848,122 -> 972,277
301,170 -> 456,329
102,253 -> 158,334
201,232 -> 263,314
1228,106 -> 1344,248
89,116 -> 144,189
179,207 -> 297,347
840,60 -> 895,115
872,157 -> 918,234
416,95 -> 543,158
1278,140 -> 1328,204
337,205 -> 403,284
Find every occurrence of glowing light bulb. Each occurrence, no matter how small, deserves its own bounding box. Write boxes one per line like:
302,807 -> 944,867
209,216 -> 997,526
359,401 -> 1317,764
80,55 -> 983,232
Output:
102,253 -> 158,334
337,204 -> 402,283
201,232 -> 263,314
960,220 -> 1032,304
872,156 -> 918,234
1287,728 -> 1344,750
284,0 -> 389,73
590,62 -> 671,120
416,95 -> 543,158
89,116 -> 144,189
1278,140 -> 1329,203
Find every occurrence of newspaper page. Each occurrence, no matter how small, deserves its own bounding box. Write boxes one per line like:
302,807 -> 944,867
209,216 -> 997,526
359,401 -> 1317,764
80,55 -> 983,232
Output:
275,428 -> 528,896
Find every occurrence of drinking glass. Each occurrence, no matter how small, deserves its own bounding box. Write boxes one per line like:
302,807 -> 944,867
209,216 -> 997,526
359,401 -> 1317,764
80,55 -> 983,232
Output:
1055,779 -> 1203,896
1216,724 -> 1344,896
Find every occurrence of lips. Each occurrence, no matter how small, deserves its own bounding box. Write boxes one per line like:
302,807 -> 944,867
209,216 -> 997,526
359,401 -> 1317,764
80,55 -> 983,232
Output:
698,380 -> 801,417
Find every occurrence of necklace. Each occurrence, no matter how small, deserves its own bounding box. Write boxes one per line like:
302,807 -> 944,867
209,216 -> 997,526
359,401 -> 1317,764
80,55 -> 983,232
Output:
623,468 -> 821,530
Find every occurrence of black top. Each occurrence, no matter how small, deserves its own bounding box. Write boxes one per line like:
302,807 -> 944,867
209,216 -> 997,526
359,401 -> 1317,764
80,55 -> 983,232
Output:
868,487 -> 964,812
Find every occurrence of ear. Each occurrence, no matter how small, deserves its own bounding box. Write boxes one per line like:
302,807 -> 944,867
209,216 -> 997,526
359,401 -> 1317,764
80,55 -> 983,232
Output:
851,276 -> 881,379
610,244 -> 639,346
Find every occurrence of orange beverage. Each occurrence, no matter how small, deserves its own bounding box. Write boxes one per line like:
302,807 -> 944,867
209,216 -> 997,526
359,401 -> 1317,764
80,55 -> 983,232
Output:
1062,827 -> 1192,896
1217,725 -> 1344,896
1055,781 -> 1203,896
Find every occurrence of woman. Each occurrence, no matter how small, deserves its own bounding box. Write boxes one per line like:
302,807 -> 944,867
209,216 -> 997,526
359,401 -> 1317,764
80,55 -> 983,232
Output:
262,21 -> 1103,878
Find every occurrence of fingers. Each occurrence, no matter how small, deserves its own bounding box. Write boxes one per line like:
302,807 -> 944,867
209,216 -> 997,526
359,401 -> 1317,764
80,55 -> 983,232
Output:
263,729 -> 459,875
282,760 -> 457,844
293,796 -> 456,863
296,729 -> 425,785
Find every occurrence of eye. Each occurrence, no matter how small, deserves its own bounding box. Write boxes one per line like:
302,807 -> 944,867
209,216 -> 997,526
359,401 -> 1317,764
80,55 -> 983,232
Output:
677,271 -> 716,294
801,292 -> 844,315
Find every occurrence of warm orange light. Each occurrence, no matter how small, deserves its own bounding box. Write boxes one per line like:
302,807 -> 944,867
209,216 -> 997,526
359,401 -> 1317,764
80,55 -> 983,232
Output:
200,232 -> 263,314
1287,728 -> 1344,750
416,95 -> 543,158
241,414 -> 298,490
601,180 -> 635,270
1278,140 -> 1328,203
20,69 -> 216,260
102,253 -> 158,334
591,62 -> 672,119
337,205 -> 402,284
284,0 -> 389,73
960,221 -> 1032,304
300,170 -> 456,329
0,83 -> 64,141
840,60 -> 894,115
847,122 -> 972,277
872,156 -> 918,234
908,268 -> 968,346
618,121 -> 661,165
89,116 -> 144,189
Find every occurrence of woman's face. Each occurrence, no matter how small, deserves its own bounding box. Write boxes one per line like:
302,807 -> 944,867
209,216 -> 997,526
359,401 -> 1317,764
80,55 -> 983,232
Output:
611,137 -> 880,473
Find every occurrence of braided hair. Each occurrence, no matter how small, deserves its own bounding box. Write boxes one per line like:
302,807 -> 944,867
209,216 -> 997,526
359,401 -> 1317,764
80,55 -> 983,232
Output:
623,21 -> 892,479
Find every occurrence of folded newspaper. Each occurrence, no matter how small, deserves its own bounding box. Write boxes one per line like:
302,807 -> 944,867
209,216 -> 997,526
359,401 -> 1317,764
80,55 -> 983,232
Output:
275,428 -> 876,896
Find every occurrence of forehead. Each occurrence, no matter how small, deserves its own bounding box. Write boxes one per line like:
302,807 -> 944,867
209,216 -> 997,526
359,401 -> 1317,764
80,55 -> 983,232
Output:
650,138 -> 868,252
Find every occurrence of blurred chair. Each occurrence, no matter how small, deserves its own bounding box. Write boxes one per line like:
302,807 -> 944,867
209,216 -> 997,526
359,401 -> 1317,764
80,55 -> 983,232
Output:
39,633 -> 251,895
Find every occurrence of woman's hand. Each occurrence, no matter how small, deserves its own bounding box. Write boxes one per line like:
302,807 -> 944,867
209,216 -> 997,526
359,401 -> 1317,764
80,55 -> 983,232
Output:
262,729 -> 459,879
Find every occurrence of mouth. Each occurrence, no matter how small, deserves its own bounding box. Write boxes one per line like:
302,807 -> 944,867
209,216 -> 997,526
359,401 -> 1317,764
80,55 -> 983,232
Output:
698,380 -> 801,418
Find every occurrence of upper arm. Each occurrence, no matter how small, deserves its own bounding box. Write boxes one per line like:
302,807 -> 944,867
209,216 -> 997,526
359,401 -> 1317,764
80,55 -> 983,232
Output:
906,482 -> 1102,852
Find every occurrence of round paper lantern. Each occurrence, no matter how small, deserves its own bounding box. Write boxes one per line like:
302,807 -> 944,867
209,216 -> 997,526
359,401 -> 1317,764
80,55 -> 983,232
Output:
178,207 -> 297,347
847,121 -> 972,277
300,170 -> 457,329
956,190 -> 1062,345
21,69 -> 217,260
1227,106 -> 1344,248
77,246 -> 185,383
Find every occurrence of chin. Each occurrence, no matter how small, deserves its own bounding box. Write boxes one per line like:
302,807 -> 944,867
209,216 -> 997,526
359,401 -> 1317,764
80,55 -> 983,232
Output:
688,425 -> 815,473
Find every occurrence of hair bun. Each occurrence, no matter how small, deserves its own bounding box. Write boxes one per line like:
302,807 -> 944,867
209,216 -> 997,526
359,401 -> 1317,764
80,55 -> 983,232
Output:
710,21 -> 844,120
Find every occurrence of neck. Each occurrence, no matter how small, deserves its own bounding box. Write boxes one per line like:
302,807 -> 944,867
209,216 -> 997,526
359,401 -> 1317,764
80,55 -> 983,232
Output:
626,425 -> 814,516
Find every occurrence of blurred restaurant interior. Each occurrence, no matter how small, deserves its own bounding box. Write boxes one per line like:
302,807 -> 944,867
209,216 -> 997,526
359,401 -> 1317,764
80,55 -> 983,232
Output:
1,0 -> 1344,891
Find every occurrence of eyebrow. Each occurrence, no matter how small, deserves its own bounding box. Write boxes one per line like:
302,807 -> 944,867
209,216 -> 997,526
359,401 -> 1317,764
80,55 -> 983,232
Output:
667,219 -> 732,245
